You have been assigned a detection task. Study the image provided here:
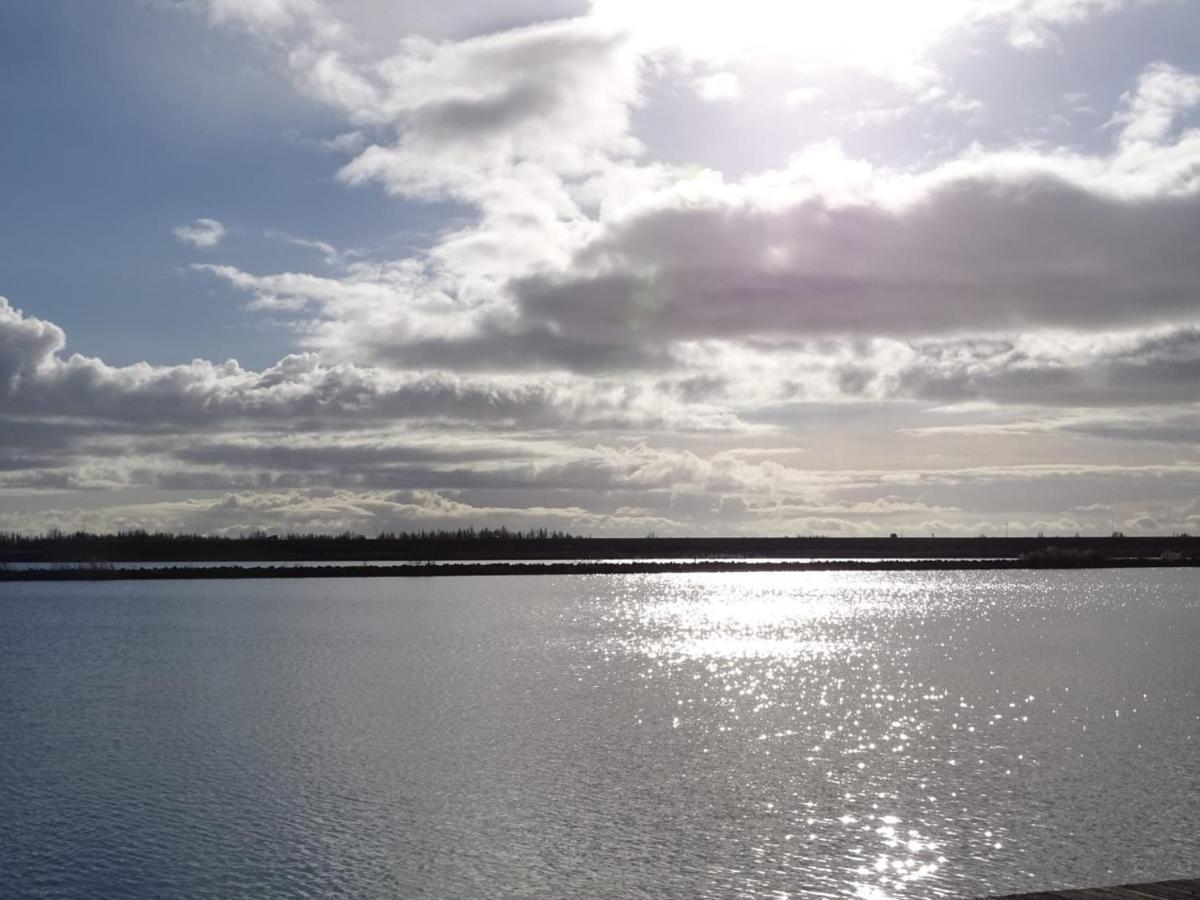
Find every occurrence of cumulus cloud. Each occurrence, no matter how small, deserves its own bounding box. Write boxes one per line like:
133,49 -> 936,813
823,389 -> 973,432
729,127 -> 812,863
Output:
508,66 -> 1200,357
0,298 -> 65,395
172,217 -> 227,248
0,293 -> 740,439
332,19 -> 642,198
1110,62 -> 1200,145
191,58 -> 1200,384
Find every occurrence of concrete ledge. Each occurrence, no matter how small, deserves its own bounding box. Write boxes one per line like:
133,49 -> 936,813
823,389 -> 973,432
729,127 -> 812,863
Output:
982,878 -> 1199,899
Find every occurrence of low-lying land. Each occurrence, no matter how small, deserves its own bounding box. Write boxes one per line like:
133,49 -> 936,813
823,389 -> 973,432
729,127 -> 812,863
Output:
2,531 -> 1197,565
2,556 -> 1198,581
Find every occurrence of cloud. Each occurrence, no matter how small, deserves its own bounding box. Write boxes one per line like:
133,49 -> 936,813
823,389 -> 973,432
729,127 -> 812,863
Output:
514,168 -> 1200,350
594,0 -> 1167,91
184,58 -> 1200,383
321,130 -> 367,153
997,0 -> 1168,49
1110,61 -> 1200,145
0,298 -> 66,395
332,18 -> 642,197
895,325 -> 1200,406
1063,414 -> 1200,445
0,487 -> 683,536
199,0 -> 344,43
784,86 -> 825,109
5,302 -> 1199,536
0,292 -> 741,439
501,64 -> 1200,358
264,230 -> 341,264
10,0 -> 1200,538
6,455 -> 1200,537
172,217 -> 227,248
693,72 -> 741,103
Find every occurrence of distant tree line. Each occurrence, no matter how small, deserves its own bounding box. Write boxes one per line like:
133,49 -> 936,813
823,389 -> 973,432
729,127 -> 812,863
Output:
0,527 -> 587,562
374,527 -> 577,542
0,526 -> 579,547
1,528 -> 1194,564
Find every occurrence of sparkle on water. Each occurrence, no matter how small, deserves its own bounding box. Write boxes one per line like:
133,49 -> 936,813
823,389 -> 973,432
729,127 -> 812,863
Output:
1,570 -> 1197,898
593,570 -> 1198,898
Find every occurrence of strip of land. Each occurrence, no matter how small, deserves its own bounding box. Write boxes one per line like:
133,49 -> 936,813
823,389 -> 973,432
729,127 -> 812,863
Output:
2,557 -> 1199,581
2,534 -> 1197,565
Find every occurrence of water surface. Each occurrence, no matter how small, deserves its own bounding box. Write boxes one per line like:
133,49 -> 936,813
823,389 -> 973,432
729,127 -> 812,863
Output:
1,570 -> 1197,898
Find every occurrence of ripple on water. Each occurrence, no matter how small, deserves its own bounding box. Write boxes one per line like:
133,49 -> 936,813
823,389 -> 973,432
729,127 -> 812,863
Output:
1,570 -> 1198,898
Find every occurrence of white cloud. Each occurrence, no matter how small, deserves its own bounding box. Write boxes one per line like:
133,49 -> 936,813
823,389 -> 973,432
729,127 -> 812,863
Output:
172,217 -> 227,248
0,297 -> 66,395
321,130 -> 367,153
203,0 -> 344,42
1110,61 -> 1200,146
0,293 -> 737,432
784,86 -> 825,109
332,19 -> 643,187
264,231 -> 342,264
995,0 -> 1167,49
693,72 -> 741,103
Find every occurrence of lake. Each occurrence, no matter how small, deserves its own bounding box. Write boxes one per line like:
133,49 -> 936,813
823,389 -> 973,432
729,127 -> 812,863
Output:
1,570 -> 1197,898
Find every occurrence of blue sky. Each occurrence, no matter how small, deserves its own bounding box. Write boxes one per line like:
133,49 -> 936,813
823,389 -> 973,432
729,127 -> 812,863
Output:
0,1 -> 445,367
2,0 -> 1200,536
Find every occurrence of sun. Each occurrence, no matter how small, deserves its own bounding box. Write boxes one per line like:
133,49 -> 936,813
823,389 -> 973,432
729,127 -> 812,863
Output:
591,0 -> 971,81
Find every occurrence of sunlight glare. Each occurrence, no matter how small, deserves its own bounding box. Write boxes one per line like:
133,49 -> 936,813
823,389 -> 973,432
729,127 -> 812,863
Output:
593,0 -> 971,78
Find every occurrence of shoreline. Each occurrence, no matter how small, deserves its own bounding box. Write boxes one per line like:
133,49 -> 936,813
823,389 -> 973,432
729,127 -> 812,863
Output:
3,557 -> 1198,581
5,536 -> 1198,567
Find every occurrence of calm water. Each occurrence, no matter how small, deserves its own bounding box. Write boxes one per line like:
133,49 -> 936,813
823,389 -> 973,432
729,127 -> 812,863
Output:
1,571 -> 1197,899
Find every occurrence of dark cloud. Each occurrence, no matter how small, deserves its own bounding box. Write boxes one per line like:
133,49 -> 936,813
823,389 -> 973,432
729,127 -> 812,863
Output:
830,465 -> 1200,517
407,26 -> 628,142
1063,415 -> 1200,445
898,326 -> 1200,406
0,454 -> 65,472
662,375 -> 729,403
173,440 -> 531,470
364,323 -> 671,373
510,174 -> 1200,355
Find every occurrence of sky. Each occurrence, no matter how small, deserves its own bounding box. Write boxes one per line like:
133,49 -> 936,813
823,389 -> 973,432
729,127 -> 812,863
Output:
2,0 -> 1200,537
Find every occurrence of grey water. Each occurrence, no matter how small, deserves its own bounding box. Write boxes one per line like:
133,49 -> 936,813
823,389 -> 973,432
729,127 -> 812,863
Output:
1,571 -> 1197,899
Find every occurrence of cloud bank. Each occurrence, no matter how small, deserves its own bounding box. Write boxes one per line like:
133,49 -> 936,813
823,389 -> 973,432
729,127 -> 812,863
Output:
3,0 -> 1199,536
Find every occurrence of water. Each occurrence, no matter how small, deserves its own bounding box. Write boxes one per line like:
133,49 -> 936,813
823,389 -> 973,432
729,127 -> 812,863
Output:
1,570 -> 1196,899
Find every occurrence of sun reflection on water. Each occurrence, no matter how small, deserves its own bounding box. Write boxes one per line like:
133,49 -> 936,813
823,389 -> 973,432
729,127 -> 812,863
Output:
609,571 -> 896,662
594,571 -> 1051,898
